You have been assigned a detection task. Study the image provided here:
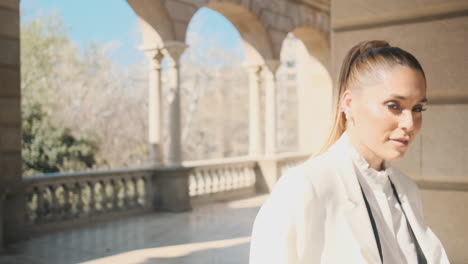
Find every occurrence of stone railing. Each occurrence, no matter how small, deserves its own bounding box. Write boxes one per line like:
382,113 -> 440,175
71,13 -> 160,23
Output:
23,168 -> 154,233
183,157 -> 258,204
9,155 -> 315,240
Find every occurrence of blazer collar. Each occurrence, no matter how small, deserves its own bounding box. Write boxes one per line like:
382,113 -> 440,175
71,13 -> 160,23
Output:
327,132 -> 383,264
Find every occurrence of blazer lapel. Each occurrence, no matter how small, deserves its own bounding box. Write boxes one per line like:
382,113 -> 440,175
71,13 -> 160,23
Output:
329,135 -> 383,264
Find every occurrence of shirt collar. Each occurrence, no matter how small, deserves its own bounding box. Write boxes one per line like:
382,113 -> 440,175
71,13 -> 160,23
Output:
342,131 -> 393,186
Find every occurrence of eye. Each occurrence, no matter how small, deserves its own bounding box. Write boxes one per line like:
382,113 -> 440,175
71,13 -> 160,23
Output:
412,105 -> 427,113
385,102 -> 401,111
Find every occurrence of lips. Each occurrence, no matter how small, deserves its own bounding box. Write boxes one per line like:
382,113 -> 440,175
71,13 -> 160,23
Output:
390,138 -> 409,146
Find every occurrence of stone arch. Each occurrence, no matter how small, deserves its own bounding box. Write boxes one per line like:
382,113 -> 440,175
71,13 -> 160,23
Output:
129,0 -> 277,64
292,26 -> 330,73
127,0 -> 175,49
204,2 -> 274,64
259,1 -> 330,61
167,1 -> 275,65
278,27 -> 332,154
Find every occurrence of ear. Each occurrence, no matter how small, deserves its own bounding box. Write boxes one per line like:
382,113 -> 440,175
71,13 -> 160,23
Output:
341,89 -> 353,113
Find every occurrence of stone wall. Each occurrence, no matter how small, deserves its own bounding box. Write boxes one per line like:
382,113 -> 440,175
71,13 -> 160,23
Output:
331,0 -> 468,262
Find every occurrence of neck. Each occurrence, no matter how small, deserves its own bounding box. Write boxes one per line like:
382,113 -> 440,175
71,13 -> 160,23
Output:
346,130 -> 384,171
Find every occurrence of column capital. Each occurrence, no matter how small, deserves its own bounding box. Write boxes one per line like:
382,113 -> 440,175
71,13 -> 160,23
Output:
142,47 -> 163,59
142,48 -> 164,70
243,63 -> 262,75
163,41 -> 188,66
263,59 -> 281,74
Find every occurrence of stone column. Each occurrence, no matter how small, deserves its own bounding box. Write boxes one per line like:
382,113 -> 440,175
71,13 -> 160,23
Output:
0,1 -> 24,245
163,41 -> 187,166
246,64 -> 263,157
145,48 -> 164,166
263,60 -> 281,156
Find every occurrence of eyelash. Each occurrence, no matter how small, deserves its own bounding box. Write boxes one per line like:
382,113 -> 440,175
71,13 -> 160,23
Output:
386,103 -> 427,113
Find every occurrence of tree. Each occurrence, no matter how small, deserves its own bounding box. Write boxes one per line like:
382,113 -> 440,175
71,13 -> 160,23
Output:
21,12 -> 150,171
22,101 -> 98,176
21,13 -> 101,175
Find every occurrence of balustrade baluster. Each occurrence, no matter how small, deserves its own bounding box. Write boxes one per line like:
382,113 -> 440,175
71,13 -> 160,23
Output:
189,174 -> 196,196
212,169 -> 219,193
47,185 -> 57,222
232,167 -> 238,189
104,180 -> 112,211
196,170 -> 204,195
238,167 -> 245,187
218,169 -> 226,192
233,168 -> 239,187
100,181 -> 107,212
111,179 -> 118,211
230,168 -> 238,189
116,178 -> 123,209
122,178 -> 128,208
235,167 -> 242,188
137,177 -> 145,206
76,183 -> 84,217
144,175 -> 152,208
224,168 -> 231,191
206,170 -> 213,194
63,184 -> 72,219
35,187 -> 45,224
218,169 -> 224,192
239,167 -> 245,187
221,169 -> 227,192
132,177 -> 139,207
89,181 -> 96,215
241,167 -> 248,187
26,189 -> 37,223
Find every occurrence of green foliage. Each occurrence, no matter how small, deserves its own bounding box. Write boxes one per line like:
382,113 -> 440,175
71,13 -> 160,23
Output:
22,101 -> 98,176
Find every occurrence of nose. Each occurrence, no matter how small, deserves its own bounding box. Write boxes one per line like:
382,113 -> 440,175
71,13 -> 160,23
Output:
399,110 -> 416,132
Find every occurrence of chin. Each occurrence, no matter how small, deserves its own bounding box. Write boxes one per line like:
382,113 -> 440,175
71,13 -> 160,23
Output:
384,150 -> 406,161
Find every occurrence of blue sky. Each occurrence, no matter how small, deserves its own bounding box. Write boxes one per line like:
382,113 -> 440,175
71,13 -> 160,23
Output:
20,0 -> 244,66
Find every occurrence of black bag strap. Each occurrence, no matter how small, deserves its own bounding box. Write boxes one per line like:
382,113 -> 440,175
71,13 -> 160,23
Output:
358,182 -> 383,263
389,179 -> 427,264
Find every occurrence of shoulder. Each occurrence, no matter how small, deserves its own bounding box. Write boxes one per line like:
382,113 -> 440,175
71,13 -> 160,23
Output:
265,151 -> 341,207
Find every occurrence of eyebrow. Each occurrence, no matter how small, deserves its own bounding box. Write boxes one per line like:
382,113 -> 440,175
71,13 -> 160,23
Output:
389,94 -> 428,103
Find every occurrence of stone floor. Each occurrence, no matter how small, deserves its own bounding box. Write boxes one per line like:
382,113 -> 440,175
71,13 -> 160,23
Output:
0,195 -> 267,264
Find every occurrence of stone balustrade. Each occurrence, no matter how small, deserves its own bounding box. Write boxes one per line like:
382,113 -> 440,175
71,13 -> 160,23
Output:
183,157 -> 258,204
7,155 -> 310,240
22,168 -> 154,235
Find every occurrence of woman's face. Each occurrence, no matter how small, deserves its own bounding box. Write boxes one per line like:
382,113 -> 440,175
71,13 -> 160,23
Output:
344,66 -> 427,166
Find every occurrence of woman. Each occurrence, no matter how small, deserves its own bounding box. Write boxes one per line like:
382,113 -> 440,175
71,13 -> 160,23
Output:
249,40 -> 449,264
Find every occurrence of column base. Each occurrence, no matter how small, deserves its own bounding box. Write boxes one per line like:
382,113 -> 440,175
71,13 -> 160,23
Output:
151,167 -> 192,212
149,143 -> 163,166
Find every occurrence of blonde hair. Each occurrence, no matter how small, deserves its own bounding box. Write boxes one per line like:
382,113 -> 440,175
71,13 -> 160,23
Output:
319,40 -> 426,154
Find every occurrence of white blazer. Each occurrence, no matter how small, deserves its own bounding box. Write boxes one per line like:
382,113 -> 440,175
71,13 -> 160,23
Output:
249,133 -> 449,264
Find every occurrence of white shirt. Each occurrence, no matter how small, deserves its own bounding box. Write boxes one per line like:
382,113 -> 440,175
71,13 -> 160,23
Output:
349,144 -> 419,264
